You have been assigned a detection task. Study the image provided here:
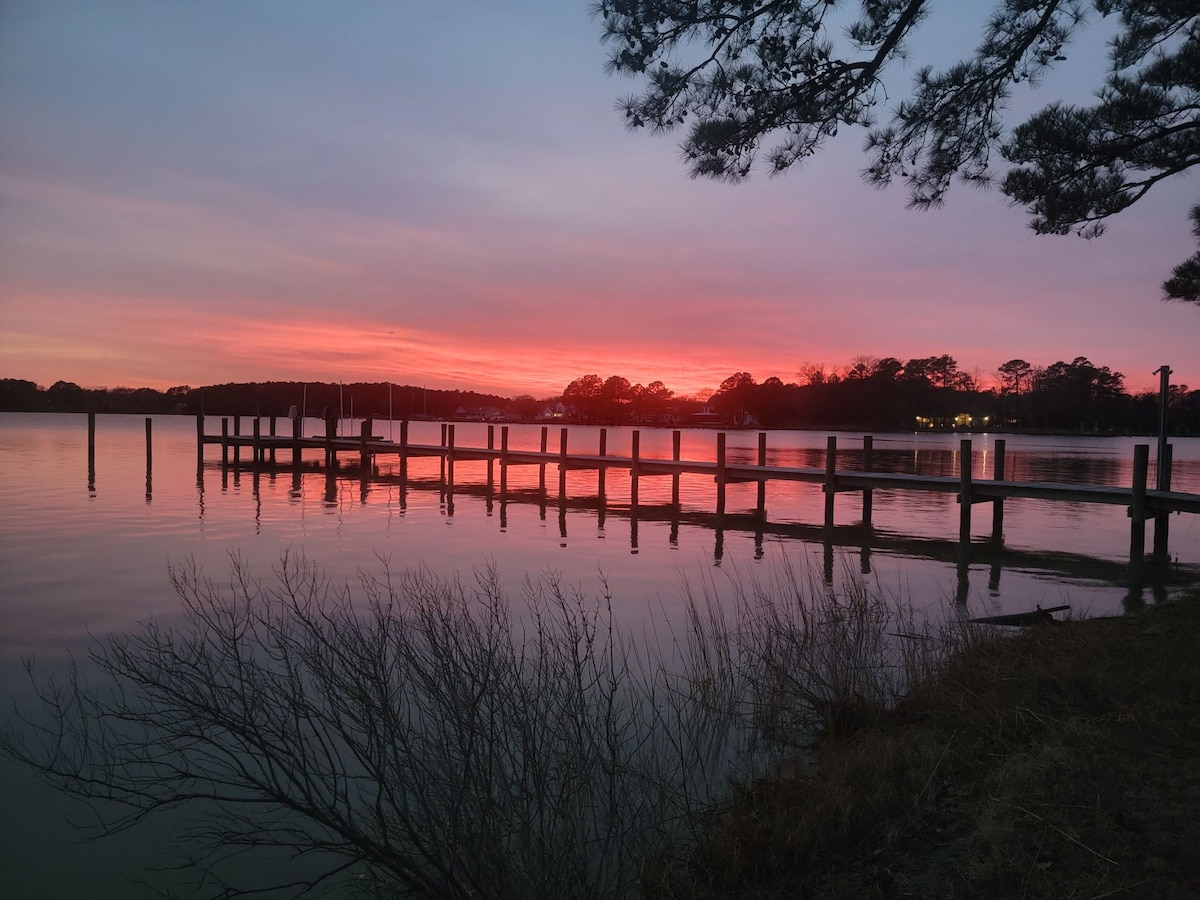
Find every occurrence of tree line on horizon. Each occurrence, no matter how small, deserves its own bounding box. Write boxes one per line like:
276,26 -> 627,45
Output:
2,353 -> 1197,433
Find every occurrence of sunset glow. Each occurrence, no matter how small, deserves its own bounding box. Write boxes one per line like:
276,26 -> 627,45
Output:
1,3 -> 1197,399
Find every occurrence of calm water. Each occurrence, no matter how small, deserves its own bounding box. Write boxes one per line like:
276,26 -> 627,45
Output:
2,413 -> 1199,897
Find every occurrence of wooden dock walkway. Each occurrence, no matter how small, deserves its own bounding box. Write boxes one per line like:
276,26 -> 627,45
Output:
196,415 -> 1199,564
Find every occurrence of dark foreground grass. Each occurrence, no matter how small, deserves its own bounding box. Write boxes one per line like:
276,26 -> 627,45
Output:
643,591 -> 1200,900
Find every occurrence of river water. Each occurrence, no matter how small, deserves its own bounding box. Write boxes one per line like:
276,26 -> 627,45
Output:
2,413 -> 1198,897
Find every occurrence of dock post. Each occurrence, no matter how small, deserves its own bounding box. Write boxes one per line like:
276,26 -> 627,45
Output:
252,418 -> 261,465
500,426 -> 509,496
630,430 -> 640,507
325,416 -> 336,468
145,417 -> 153,470
559,427 -> 568,496
756,432 -> 767,517
195,412 -> 204,466
446,424 -> 455,489
991,439 -> 1006,544
292,414 -> 302,467
959,439 -> 973,546
861,436 -> 873,528
439,423 -> 447,482
539,426 -> 548,492
268,416 -> 277,466
399,419 -> 409,481
360,416 -> 372,470
823,436 -> 836,529
1130,444 -> 1149,563
487,425 -> 495,490
1152,443 -> 1173,562
221,418 -> 229,467
716,432 -> 726,517
671,430 -> 681,507
233,416 -> 242,467
598,428 -> 607,498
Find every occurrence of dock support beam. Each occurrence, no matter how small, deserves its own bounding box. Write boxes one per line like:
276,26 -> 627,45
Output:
1153,443 -> 1173,562
630,430 -> 640,507
756,432 -> 767,517
991,439 -> 1006,543
959,439 -> 973,546
862,435 -> 873,528
672,430 -> 681,507
716,432 -> 726,517
1130,444 -> 1149,563
823,436 -> 836,529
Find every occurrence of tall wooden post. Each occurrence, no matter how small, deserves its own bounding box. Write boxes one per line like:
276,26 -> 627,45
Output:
1153,442 -> 1173,561
991,439 -> 1006,543
500,426 -> 509,496
268,415 -> 277,466
559,427 -> 568,496
630,430 -> 640,507
439,423 -> 447,482
486,425 -> 495,490
233,416 -> 241,466
399,419 -> 409,481
145,417 -> 153,470
598,428 -> 607,498
539,426 -> 548,492
252,418 -> 261,465
823,435 -> 837,529
1130,443 -> 1149,563
671,430 -> 681,507
958,438 -> 973,546
861,435 -> 873,528
756,431 -> 767,517
195,412 -> 205,466
292,414 -> 302,467
221,417 -> 229,467
716,432 -> 727,518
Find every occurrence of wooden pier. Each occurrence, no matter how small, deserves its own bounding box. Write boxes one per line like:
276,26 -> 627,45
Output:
196,415 -> 1200,565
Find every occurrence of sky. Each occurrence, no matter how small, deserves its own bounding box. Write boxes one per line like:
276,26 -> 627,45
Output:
1,1 -> 1197,400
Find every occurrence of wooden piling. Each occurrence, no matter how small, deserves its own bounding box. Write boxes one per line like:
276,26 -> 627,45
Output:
233,416 -> 241,466
145,417 -> 153,470
1130,444 -> 1149,563
631,430 -> 640,507
991,439 -> 1006,543
598,428 -> 607,497
539,426 -> 548,492
823,435 -> 836,529
756,431 -> 767,516
672,430 -> 681,507
716,432 -> 726,517
487,425 -> 495,489
959,439 -> 973,546
292,414 -> 302,467
1153,443 -> 1173,561
252,418 -> 261,465
195,413 -> 205,466
446,424 -> 455,488
559,427 -> 568,496
221,418 -> 229,467
399,419 -> 409,480
500,426 -> 509,495
862,435 -> 873,527
268,416 -> 277,466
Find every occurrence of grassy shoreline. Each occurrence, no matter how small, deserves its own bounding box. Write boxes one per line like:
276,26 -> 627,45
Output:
645,589 -> 1200,899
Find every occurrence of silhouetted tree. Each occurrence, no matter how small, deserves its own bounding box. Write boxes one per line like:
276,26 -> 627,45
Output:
1164,204 -> 1200,304
596,2 -> 1200,288
712,372 -> 758,424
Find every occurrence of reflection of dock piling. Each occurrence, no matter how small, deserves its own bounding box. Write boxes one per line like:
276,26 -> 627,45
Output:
194,415 -> 1197,566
